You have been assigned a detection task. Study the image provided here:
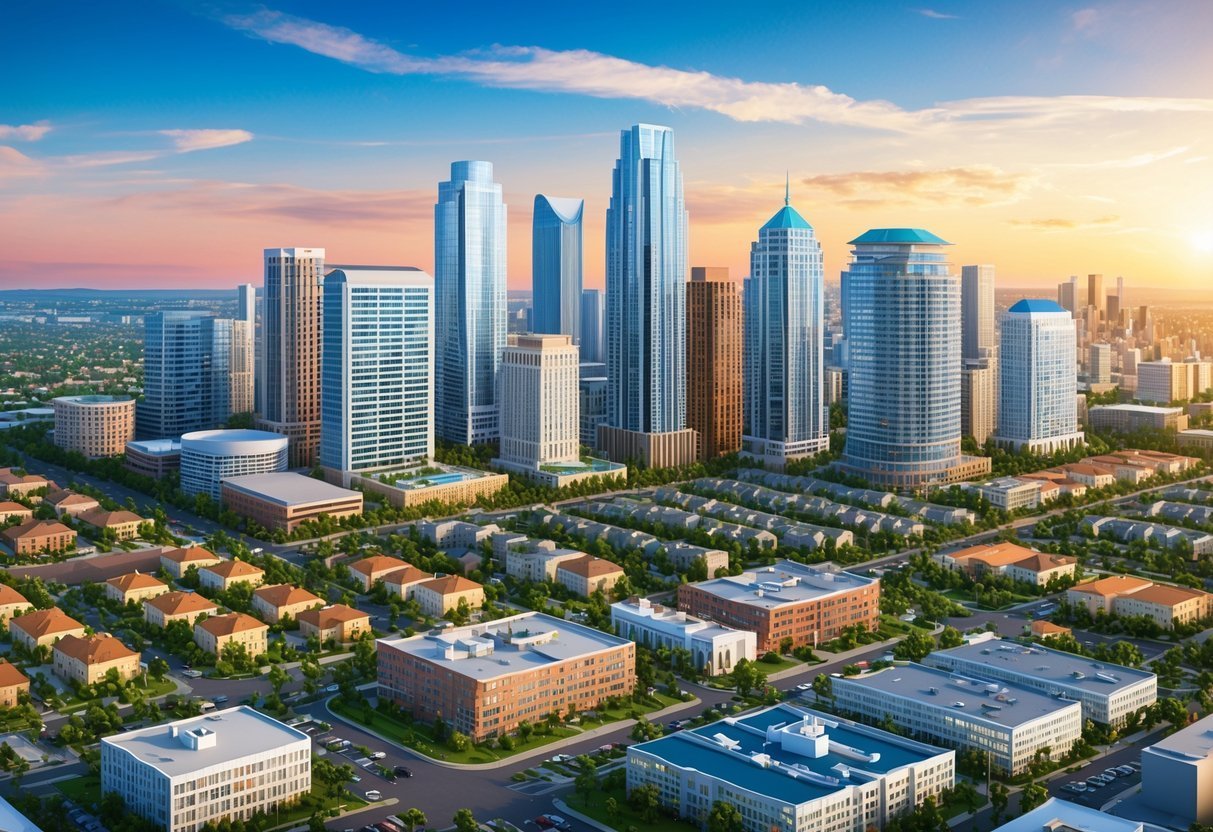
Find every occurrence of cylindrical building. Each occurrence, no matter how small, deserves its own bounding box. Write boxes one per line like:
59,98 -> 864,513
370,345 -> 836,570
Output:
53,395 -> 136,458
180,429 -> 288,501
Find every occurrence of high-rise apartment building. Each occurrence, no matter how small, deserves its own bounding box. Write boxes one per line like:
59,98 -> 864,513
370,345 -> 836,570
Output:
496,334 -> 580,475
138,312 -> 232,439
1057,276 -> 1078,314
961,360 -> 996,444
961,265 -> 996,361
233,283 -> 256,415
742,193 -> 828,468
996,299 -> 1084,454
1138,360 -> 1196,403
435,162 -> 507,445
258,247 -> 324,468
840,229 -> 990,488
1089,343 -> 1113,384
319,268 -> 433,482
532,195 -> 584,345
236,283 -> 256,323
579,289 -> 605,364
686,267 -> 742,460
1087,273 -> 1105,317
600,123 -> 697,467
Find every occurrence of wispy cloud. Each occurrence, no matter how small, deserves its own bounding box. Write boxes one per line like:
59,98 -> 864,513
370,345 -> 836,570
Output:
0,146 -> 46,179
159,129 -> 254,152
800,165 -> 1034,207
0,121 -> 52,142
1009,214 -> 1120,230
220,8 -> 1213,133
1060,145 -> 1190,169
915,8 -> 959,19
1072,7 -> 1099,31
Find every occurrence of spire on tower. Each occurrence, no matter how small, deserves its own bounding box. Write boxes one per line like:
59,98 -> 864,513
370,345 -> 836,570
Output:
785,172 -> 790,206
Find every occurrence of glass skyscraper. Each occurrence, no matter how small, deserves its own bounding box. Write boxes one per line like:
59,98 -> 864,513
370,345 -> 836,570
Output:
579,289 -> 605,364
840,229 -> 985,488
743,191 -> 828,467
137,311 -> 231,439
532,195 -> 584,345
604,124 -> 688,436
435,161 -> 507,445
996,299 -> 1084,454
320,268 -> 434,480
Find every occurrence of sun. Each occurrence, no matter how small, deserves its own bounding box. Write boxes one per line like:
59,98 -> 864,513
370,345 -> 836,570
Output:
1193,230 -> 1213,253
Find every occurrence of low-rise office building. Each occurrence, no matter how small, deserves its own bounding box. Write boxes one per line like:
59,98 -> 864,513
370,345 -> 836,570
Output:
377,611 -> 634,741
1,519 -> 76,555
198,559 -> 265,593
143,591 -> 218,629
990,798 -> 1142,832
159,545 -> 222,579
1067,574 -> 1213,627
194,613 -> 268,657
9,607 -> 85,650
419,519 -> 499,551
831,662 -> 1083,775
0,585 -> 31,626
1142,711 -> 1213,826
45,490 -> 100,517
78,508 -> 146,541
297,604 -> 370,643
500,536 -> 585,583
123,438 -> 181,479
677,560 -> 880,652
179,430 -> 289,502
924,636 -> 1157,726
935,542 -> 1076,587
1180,429 -> 1213,454
251,584 -> 323,624
0,661 -> 29,708
220,472 -> 363,533
101,706 -> 311,832
663,541 -> 730,577
968,477 -> 1043,511
412,574 -> 485,618
105,572 -> 169,605
612,597 -> 756,676
555,555 -> 624,598
1089,403 -> 1189,434
53,633 -> 140,686
628,704 -> 954,832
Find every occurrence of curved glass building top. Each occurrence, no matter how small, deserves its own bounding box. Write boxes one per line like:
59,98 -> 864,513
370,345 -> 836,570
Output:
841,229 -> 963,483
605,124 -> 688,435
532,195 -> 584,346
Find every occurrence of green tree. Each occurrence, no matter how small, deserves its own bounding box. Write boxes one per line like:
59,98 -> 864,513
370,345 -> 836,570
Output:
267,664 -> 290,696
938,626 -> 965,649
574,755 -> 598,806
893,629 -> 936,662
147,657 -> 169,682
1020,782 -> 1049,812
707,800 -> 744,832
628,783 -> 661,823
731,658 -> 767,697
811,673 -> 833,702
452,808 -> 479,832
307,813 -> 327,832
401,808 -> 428,832
989,781 -> 1009,824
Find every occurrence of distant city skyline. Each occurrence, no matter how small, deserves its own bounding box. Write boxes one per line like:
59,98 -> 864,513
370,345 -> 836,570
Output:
3,3 -> 1212,290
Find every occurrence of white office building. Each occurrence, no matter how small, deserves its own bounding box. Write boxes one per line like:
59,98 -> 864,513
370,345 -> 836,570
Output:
612,596 -> 756,677
101,706 -> 310,832
996,299 -> 1084,454
831,662 -> 1083,775
319,267 -> 434,483
628,703 -> 954,832
990,798 -> 1142,832
179,429 -> 288,502
924,637 -> 1156,726
1089,343 -> 1113,385
497,334 -> 580,473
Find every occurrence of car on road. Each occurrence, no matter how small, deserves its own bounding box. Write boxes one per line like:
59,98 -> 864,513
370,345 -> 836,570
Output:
796,683 -> 812,691
370,751 -> 386,759
364,790 -> 381,801
394,766 -> 413,778
348,774 -> 361,783
536,815 -> 572,831
182,670 -> 203,678
213,696 -> 229,705
326,684 -> 340,693
1064,782 -> 1087,792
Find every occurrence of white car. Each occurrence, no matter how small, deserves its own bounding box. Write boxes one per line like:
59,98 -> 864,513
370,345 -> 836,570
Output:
365,790 -> 381,801
325,684 -> 340,693
796,683 -> 812,691
370,751 -> 386,760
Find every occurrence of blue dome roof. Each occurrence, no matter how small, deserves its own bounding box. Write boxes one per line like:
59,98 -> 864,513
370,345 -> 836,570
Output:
761,204 -> 813,231
1008,299 -> 1067,314
848,228 -> 951,245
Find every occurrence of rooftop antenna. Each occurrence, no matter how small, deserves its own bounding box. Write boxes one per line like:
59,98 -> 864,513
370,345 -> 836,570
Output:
785,171 -> 790,206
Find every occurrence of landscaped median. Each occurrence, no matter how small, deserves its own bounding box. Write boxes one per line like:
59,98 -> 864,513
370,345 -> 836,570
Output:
327,689 -> 690,766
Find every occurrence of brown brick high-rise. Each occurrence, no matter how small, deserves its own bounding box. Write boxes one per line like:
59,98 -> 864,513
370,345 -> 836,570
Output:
686,267 -> 742,459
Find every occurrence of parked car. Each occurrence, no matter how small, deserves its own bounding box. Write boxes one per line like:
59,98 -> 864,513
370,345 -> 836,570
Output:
1067,782 -> 1088,792
1085,777 -> 1105,788
370,751 -> 386,759
539,815 -> 572,832
394,766 -> 413,778
1103,768 -> 1121,779
365,789 -> 382,801
796,683 -> 812,691
1116,765 -> 1135,776
213,696 -> 229,705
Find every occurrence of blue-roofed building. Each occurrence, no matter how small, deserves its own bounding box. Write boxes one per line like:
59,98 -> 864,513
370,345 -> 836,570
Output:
627,703 -> 954,832
990,798 -> 1142,832
995,298 -> 1084,454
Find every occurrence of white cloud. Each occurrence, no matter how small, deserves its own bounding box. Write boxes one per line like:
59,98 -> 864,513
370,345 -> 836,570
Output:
915,8 -> 959,19
1072,8 -> 1099,31
0,121 -> 52,142
0,146 -> 46,179
159,129 -> 254,152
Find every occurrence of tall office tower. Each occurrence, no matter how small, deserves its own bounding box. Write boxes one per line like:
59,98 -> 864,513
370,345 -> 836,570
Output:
686,267 -> 742,460
137,312 -> 231,439
237,283 -> 256,323
995,300 -> 1084,453
600,123 -> 697,467
1123,346 -> 1141,378
435,161 -> 507,445
319,267 -> 433,483
839,229 -> 990,488
496,334 -> 580,476
1089,343 -> 1113,384
232,284 -> 257,417
1087,273 -> 1105,317
742,191 -> 828,468
579,289 -> 605,364
961,265 -> 996,361
259,247 -> 325,468
961,360 -> 996,444
579,362 -> 609,448
1057,276 -> 1078,313
1106,294 -> 1122,331
532,195 -> 584,345
1117,275 -> 1125,311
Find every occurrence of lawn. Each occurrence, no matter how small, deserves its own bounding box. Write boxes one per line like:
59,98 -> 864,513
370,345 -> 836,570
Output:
755,654 -> 802,673
57,774 -> 102,808
329,699 -> 581,765
265,783 -> 367,831
579,691 -> 684,727
574,782 -> 695,832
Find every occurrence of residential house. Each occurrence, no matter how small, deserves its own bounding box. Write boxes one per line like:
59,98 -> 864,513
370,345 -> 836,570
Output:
297,604 -> 370,643
52,634 -> 140,686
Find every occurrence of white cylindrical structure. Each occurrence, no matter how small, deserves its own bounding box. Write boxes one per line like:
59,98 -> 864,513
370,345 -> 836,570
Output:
180,429 -> 288,502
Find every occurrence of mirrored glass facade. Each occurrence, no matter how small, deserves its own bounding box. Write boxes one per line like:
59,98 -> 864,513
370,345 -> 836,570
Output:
532,195 -> 584,346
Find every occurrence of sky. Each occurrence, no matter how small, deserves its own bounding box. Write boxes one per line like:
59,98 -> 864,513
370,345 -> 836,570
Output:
3,0 -> 1213,292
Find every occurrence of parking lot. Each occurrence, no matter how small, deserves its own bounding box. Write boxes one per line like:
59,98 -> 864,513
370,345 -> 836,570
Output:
1046,743 -> 1146,808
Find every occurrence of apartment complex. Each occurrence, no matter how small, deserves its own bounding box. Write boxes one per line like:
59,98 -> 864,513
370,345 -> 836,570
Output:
934,542 -> 1076,586
0,468 -> 54,499
194,613 -> 268,657
555,555 -> 624,598
831,663 -> 1083,775
1066,575 -> 1213,628
221,472 -> 362,533
105,572 -> 169,605
251,584 -> 323,624
412,575 -> 484,618
925,636 -> 1157,726
348,555 -> 411,591
143,591 -> 218,629
612,597 -> 756,676
198,560 -> 265,593
677,560 -> 880,651
52,395 -> 136,458
0,662 -> 29,708
297,604 -> 370,643
159,546 -> 222,580
52,634 -> 140,685
377,611 -> 634,740
79,508 -> 146,541
686,267 -> 742,460
101,707 -> 311,832
9,608 -> 85,650
1,519 -> 75,555
628,704 -> 954,832
0,585 -> 31,626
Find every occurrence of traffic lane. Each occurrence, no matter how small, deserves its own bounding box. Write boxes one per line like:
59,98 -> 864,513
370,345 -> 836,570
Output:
1068,629 -> 1168,663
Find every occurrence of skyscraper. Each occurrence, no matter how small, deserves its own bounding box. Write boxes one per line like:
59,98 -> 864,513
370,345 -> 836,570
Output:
319,267 -> 434,482
1089,343 -> 1113,384
138,312 -> 231,439
1057,276 -> 1078,313
237,283 -> 256,324
839,229 -> 990,488
686,267 -> 742,460
496,334 -> 580,475
995,300 -> 1084,453
961,265 -> 995,362
435,161 -> 507,445
232,284 -> 256,417
599,124 -> 696,467
258,247 -> 325,468
743,190 -> 828,468
532,195 -> 584,345
1087,273 -> 1105,317
579,289 -> 605,364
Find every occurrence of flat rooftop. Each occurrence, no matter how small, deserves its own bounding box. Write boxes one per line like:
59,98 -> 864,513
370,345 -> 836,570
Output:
688,560 -> 875,610
102,706 -> 308,778
835,663 -> 1080,728
926,638 -> 1156,695
1091,404 -> 1184,414
1145,711 -> 1213,762
126,438 -> 181,455
221,472 -> 361,506
633,703 -> 948,806
379,611 -> 630,681
988,798 -> 1141,832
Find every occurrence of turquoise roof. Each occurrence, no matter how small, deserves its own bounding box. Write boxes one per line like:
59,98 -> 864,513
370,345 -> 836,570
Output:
761,204 -> 813,231
1008,298 -> 1067,314
848,228 -> 951,245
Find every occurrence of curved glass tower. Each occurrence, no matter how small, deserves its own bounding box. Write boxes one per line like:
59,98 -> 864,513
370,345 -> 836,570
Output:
840,229 -> 973,489
743,189 -> 828,467
532,195 -> 584,345
435,161 -> 507,445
